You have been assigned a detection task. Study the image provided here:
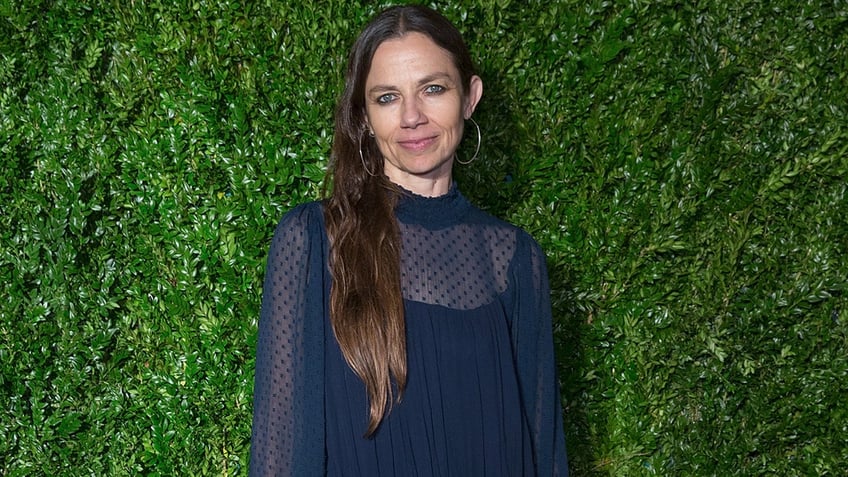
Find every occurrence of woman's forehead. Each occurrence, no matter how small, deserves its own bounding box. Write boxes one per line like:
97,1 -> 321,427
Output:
366,33 -> 459,87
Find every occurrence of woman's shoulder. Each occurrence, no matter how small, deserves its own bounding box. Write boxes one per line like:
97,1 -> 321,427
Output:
271,200 -> 326,241
458,204 -> 547,273
277,200 -> 324,223
464,204 -> 541,248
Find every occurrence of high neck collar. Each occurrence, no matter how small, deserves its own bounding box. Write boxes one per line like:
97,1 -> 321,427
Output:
394,182 -> 471,228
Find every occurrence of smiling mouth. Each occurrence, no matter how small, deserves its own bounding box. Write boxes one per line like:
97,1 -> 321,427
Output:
398,136 -> 438,151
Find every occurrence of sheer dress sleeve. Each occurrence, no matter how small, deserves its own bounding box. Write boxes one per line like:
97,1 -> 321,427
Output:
509,232 -> 570,476
249,202 -> 327,476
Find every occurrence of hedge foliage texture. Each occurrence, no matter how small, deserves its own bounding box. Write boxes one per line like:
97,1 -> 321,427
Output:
2,0 -> 846,475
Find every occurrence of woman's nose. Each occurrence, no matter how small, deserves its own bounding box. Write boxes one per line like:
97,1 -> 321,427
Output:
400,98 -> 426,128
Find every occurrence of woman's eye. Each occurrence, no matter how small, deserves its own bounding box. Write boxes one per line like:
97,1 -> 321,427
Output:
376,94 -> 396,105
425,85 -> 445,95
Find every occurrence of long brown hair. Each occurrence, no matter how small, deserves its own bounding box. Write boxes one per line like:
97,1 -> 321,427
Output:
323,5 -> 478,436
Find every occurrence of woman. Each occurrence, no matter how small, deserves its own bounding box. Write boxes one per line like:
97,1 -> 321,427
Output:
250,5 -> 568,476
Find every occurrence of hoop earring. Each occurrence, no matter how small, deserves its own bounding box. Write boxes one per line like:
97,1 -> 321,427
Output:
456,117 -> 481,165
359,133 -> 376,176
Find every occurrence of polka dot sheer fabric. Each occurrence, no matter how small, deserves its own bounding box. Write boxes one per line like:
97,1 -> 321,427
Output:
249,204 -> 316,476
399,221 -> 515,310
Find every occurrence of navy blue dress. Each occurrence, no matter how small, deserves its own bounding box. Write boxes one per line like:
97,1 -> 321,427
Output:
250,185 -> 568,476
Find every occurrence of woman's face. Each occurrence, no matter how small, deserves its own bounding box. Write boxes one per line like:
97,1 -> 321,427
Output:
364,32 -> 482,196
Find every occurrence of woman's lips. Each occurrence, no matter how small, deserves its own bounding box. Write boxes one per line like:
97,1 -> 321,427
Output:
397,136 -> 437,152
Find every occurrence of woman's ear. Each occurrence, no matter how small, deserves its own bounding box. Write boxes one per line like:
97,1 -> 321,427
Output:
463,75 -> 483,119
363,111 -> 374,135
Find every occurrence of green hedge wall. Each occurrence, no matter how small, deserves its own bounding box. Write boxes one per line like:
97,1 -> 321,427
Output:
2,0 -> 846,475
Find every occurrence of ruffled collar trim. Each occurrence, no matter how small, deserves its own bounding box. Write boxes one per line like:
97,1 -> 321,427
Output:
394,182 -> 471,228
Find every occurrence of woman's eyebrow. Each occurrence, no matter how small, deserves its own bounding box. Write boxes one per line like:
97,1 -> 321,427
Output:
416,72 -> 454,86
367,72 -> 455,95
